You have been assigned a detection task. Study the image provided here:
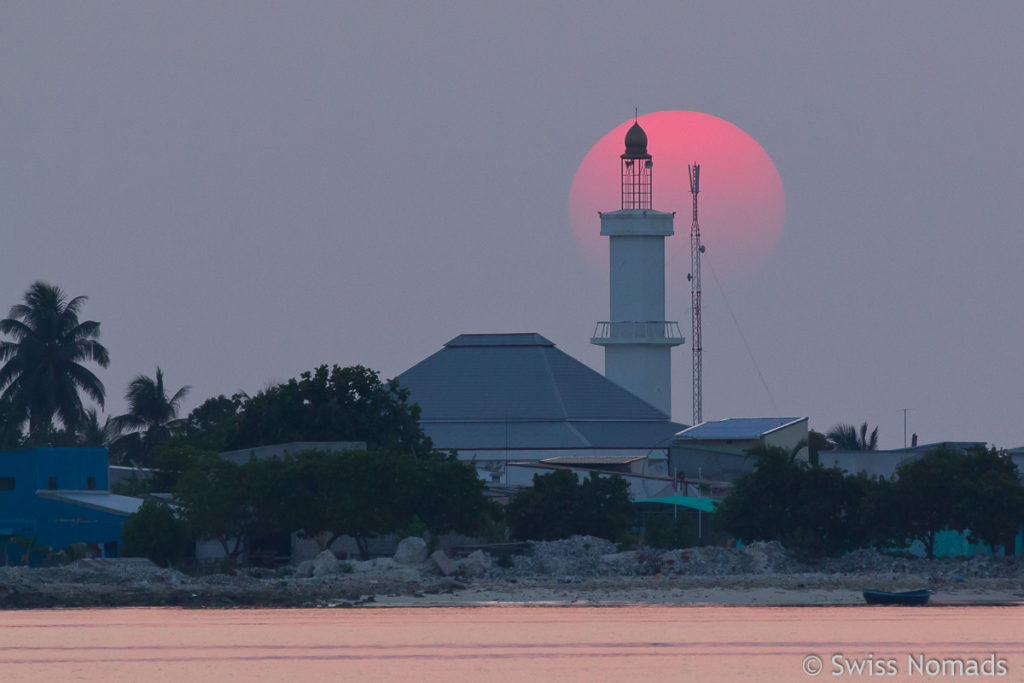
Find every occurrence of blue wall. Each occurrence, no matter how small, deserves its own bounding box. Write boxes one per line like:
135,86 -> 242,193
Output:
0,448 -> 127,564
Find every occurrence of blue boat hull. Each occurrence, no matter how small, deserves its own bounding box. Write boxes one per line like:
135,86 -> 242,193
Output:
863,589 -> 931,606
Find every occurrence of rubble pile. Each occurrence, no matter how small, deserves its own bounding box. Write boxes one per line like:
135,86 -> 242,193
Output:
1,535 -> 1022,608
498,536 -> 618,577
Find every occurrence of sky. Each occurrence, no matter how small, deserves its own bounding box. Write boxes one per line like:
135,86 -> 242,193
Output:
2,3 -> 1022,450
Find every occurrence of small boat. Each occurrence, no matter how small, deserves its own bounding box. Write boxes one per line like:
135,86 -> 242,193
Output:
863,589 -> 931,606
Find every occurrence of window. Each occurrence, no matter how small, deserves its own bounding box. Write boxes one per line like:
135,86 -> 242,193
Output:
48,476 -> 57,490
87,477 -> 96,491
0,477 -> 14,491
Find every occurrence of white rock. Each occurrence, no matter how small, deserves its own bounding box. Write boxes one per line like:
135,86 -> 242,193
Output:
295,560 -> 315,578
394,537 -> 428,564
351,557 -> 396,572
460,549 -> 492,577
431,550 -> 458,577
312,550 -> 339,577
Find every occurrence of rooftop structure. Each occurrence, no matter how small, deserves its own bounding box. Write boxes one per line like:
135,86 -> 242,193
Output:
675,417 -> 807,442
396,333 -> 685,483
670,417 -> 809,483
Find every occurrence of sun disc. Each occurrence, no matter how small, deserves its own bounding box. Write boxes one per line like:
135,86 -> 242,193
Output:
568,111 -> 785,281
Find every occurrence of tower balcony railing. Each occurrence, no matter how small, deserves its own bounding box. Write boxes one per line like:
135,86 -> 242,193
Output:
591,321 -> 685,346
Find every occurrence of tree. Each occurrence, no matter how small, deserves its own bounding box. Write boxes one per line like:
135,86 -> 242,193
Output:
956,447 -> 1024,555
121,499 -> 190,567
889,446 -> 968,558
506,469 -> 634,543
716,445 -> 875,556
175,453 -> 256,560
0,282 -> 109,440
827,422 -> 879,451
0,397 -> 25,450
109,368 -> 190,466
181,365 -> 432,456
173,448 -> 497,562
802,429 -> 832,466
289,449 -> 497,559
76,408 -> 110,448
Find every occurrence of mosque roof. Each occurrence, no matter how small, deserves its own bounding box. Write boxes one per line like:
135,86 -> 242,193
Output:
395,333 -> 684,451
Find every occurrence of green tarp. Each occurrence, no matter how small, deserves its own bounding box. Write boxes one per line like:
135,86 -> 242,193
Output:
633,495 -> 719,513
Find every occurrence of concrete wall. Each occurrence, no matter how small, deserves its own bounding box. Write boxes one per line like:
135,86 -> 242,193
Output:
763,420 -> 809,456
670,445 -> 757,483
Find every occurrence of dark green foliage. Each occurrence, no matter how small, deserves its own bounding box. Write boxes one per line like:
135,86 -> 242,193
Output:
716,445 -> 875,557
0,281 -> 109,440
174,453 -> 256,559
109,368 -> 190,467
0,397 -> 25,450
173,449 -> 498,561
506,469 -> 634,543
719,443 -> 1024,558
180,394 -> 246,451
806,429 -> 831,466
180,366 -> 432,457
888,446 -> 1024,558
285,449 -> 498,559
120,499 -> 190,567
826,422 -> 879,450
642,513 -> 697,550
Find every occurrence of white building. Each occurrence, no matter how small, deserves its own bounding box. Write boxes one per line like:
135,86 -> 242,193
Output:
670,417 -> 809,483
821,441 -> 987,480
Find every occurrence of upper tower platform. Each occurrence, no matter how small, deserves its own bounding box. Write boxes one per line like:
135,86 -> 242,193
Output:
620,120 -> 654,210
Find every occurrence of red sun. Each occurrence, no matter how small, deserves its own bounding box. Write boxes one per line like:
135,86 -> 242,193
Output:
569,111 -> 785,280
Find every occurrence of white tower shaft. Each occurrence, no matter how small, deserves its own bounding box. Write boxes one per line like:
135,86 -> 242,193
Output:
590,119 -> 683,417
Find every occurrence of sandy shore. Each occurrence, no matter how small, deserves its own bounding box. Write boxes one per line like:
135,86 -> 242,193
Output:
2,572 -> 1021,609
4,542 -> 1023,609
369,574 -> 1024,608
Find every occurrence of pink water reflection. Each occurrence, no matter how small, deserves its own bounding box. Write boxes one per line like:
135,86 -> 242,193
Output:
1,606 -> 1021,682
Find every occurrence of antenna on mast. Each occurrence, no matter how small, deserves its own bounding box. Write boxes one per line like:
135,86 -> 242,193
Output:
688,163 -> 703,425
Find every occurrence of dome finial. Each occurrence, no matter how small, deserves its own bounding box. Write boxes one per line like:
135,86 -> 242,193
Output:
622,117 -> 651,160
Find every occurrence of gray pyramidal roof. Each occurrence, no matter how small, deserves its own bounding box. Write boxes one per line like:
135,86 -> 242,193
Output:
395,333 -> 685,451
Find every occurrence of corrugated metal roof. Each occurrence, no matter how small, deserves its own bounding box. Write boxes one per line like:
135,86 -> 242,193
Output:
445,333 -> 554,347
540,455 -> 647,465
674,417 -> 806,441
36,491 -> 144,516
396,333 -> 684,451
399,333 -> 670,422
423,421 -> 590,450
571,421 -> 682,449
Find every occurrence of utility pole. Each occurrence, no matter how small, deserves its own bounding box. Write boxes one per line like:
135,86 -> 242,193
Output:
900,408 -> 914,448
688,163 -> 703,425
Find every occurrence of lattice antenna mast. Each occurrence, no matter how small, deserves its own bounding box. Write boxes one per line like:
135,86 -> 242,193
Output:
688,163 -> 703,425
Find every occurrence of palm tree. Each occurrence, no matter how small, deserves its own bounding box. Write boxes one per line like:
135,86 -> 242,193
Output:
827,422 -> 879,451
77,407 -> 111,448
0,282 -> 109,440
109,368 -> 190,466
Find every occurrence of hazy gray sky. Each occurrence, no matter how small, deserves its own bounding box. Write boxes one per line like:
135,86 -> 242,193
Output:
2,3 -> 1022,449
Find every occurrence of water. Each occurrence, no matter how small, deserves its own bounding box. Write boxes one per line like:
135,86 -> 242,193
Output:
1,606 -> 1021,682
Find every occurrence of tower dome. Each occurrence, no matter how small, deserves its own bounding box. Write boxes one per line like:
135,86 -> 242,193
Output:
622,122 -> 651,159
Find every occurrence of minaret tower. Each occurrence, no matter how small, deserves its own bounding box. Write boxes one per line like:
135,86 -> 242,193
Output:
591,119 -> 684,416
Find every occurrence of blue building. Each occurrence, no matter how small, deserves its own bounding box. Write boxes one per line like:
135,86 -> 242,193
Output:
0,448 -> 142,564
